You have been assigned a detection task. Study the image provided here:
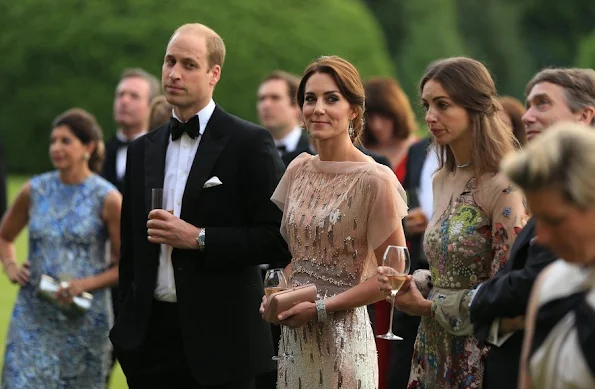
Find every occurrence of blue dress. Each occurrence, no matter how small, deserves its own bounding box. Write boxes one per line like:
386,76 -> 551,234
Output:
2,172 -> 116,389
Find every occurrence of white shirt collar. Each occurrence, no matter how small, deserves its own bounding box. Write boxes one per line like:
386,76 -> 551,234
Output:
275,126 -> 303,153
116,130 -> 146,143
171,99 -> 216,138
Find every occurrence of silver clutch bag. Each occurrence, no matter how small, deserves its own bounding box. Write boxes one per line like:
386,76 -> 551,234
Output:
37,274 -> 93,315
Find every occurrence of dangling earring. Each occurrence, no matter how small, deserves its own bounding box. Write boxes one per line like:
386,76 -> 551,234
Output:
348,120 -> 354,138
83,152 -> 90,161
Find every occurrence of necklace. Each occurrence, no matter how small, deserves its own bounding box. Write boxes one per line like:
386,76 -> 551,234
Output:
456,161 -> 471,168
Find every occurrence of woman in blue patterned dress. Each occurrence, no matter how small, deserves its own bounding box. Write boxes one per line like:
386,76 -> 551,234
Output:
0,108 -> 121,389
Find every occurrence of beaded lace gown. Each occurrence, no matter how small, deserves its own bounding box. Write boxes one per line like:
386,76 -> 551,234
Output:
271,153 -> 408,389
2,172 -> 115,389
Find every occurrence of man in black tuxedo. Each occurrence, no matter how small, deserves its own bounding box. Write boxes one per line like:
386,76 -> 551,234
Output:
109,23 -> 290,389
102,68 -> 159,192
470,67 -> 595,389
102,68 -> 159,383
387,136 -> 436,389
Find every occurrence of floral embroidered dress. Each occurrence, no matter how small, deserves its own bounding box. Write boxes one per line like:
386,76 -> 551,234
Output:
408,169 -> 527,389
2,172 -> 115,389
271,153 -> 408,389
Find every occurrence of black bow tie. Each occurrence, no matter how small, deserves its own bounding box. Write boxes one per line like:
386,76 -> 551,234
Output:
115,137 -> 131,148
170,116 -> 200,141
276,144 -> 287,153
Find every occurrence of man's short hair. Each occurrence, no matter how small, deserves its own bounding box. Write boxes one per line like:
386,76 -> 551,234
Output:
260,70 -> 300,106
525,68 -> 595,126
119,68 -> 160,102
171,24 -> 226,69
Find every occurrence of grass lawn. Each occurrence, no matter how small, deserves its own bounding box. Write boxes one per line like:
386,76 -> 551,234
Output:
0,175 -> 128,388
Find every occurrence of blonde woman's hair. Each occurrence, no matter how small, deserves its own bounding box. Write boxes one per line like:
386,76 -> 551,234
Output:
501,121 -> 595,208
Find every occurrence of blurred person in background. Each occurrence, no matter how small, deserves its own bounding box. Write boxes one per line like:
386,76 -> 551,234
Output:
149,95 -> 174,130
499,96 -> 527,147
102,68 -> 159,192
0,108 -> 121,388
499,123 -> 595,389
101,67 -> 159,384
257,70 -> 310,166
379,57 -> 526,388
255,70 -> 306,389
470,67 -> 595,389
362,76 -> 418,389
363,77 -> 418,181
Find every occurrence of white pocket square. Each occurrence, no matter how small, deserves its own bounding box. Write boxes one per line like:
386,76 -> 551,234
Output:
203,176 -> 223,188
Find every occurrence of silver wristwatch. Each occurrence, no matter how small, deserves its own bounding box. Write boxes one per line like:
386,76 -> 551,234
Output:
196,228 -> 206,251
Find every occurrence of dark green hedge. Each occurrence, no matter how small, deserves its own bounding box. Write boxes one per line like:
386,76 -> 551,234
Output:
0,0 -> 393,173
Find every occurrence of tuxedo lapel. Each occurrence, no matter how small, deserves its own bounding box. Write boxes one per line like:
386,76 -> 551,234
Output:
182,107 -> 231,216
144,126 -> 170,216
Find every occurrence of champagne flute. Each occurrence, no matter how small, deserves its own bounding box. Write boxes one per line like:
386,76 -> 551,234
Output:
263,268 -> 289,361
376,245 -> 411,341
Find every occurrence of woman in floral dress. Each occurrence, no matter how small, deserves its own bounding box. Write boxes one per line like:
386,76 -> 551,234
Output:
379,57 -> 528,388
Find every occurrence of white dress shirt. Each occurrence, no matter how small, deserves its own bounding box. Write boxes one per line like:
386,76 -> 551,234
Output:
154,99 -> 216,302
418,146 -> 439,219
274,126 -> 302,156
115,131 -> 145,181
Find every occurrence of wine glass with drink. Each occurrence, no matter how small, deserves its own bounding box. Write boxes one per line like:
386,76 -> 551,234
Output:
263,268 -> 289,361
376,245 -> 411,341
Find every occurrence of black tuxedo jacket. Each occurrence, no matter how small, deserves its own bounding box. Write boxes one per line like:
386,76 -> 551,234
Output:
109,106 -> 291,385
402,137 -> 432,272
280,131 -> 310,166
101,137 -> 126,192
470,217 -> 557,388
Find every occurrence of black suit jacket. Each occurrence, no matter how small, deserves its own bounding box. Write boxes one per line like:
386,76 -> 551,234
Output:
101,137 -> 126,192
281,132 -> 310,166
470,217 -> 557,388
402,137 -> 432,272
0,142 -> 6,219
109,106 -> 291,385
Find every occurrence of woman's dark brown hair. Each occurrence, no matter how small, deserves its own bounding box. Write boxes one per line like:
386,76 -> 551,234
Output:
52,108 -> 105,173
420,57 -> 517,176
500,96 -> 527,147
297,55 -> 365,143
363,77 -> 417,145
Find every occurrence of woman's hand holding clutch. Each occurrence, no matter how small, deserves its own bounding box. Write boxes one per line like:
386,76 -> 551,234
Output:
55,278 -> 89,305
277,301 -> 316,328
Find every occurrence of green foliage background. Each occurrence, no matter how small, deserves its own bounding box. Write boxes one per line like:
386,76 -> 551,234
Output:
0,0 -> 393,174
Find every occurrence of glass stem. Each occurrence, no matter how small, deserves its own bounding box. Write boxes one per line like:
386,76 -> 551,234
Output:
387,292 -> 397,335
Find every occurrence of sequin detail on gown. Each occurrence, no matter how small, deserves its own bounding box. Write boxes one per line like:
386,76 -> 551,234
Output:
272,154 -> 408,389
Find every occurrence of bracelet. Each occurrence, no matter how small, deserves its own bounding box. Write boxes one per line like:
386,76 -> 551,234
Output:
315,299 -> 328,323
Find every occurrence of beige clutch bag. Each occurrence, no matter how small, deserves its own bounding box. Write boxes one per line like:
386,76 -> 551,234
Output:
264,284 -> 317,324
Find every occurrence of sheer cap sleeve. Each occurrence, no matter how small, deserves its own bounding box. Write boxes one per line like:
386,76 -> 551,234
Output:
270,152 -> 312,241
367,165 -> 408,250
